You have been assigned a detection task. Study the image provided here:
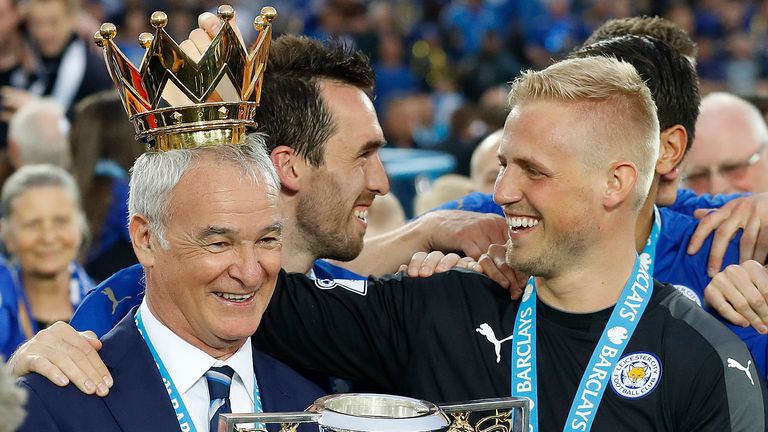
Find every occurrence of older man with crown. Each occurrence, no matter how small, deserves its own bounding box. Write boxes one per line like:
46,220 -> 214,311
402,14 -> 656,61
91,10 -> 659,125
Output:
16,6 -> 324,432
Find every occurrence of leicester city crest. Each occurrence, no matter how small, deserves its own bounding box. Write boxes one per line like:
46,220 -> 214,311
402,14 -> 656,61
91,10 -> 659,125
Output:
611,352 -> 662,399
673,284 -> 702,307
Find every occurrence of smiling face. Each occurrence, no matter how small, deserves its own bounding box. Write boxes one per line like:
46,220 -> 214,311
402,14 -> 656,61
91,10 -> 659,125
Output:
493,101 -> 603,278
142,158 -> 282,355
4,185 -> 81,279
295,81 -> 389,261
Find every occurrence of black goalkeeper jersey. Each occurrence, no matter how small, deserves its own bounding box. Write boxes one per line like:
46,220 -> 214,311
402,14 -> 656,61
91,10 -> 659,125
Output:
256,269 -> 767,431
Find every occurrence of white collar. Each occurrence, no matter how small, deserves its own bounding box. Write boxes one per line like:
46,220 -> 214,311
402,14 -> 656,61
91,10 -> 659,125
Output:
138,300 -> 255,402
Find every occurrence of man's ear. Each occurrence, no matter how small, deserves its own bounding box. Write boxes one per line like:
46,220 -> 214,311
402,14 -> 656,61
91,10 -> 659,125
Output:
657,125 -> 687,175
604,160 -> 638,210
129,214 -> 155,267
270,146 -> 308,193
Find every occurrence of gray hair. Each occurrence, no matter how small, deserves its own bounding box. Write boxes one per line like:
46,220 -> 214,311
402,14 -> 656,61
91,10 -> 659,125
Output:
1,164 -> 82,218
0,164 -> 88,249
0,359 -> 26,432
8,99 -> 71,169
128,134 -> 280,248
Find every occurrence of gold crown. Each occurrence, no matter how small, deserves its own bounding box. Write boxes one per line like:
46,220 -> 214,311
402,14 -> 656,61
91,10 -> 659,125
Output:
94,5 -> 276,151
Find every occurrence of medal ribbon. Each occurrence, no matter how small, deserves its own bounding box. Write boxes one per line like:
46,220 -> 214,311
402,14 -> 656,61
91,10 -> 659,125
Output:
135,308 -> 265,432
511,207 -> 661,432
15,263 -> 92,339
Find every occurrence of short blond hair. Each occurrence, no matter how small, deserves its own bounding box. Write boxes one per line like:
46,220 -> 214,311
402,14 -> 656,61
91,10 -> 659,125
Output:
508,56 -> 659,211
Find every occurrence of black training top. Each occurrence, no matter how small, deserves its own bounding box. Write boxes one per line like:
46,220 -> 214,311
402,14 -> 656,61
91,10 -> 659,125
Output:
256,269 -> 767,431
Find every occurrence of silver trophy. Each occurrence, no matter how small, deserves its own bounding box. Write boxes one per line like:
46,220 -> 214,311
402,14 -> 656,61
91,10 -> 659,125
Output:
220,393 -> 530,432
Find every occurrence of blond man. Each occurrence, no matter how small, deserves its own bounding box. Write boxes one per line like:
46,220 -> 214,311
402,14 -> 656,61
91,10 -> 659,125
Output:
253,56 -> 767,431
13,57 -> 767,432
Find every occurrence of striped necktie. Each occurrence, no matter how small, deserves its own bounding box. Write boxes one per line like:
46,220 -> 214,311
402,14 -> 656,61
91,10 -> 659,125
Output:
205,366 -> 235,432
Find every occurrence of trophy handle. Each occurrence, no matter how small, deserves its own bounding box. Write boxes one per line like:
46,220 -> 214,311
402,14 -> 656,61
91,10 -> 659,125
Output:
439,397 -> 531,432
220,411 -> 321,432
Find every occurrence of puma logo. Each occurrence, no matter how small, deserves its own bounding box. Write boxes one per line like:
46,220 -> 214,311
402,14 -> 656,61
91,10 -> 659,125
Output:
476,323 -> 513,363
102,287 -> 132,315
727,358 -> 755,386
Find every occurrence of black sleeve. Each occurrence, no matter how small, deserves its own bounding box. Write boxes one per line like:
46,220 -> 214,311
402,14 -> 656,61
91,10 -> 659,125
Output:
254,270 -> 423,391
660,290 -> 768,431
677,349 -> 768,432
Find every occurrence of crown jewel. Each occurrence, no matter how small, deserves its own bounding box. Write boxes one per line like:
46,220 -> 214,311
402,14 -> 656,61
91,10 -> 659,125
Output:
95,5 -> 276,151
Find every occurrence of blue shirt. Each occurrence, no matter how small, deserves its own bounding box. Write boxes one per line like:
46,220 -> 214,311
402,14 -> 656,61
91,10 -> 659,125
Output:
0,257 -> 22,360
436,191 -> 768,379
70,260 -> 365,338
670,188 -> 747,216
0,261 -> 93,359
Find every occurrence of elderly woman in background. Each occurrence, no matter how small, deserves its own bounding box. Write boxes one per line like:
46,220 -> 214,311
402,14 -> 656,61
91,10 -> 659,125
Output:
0,165 -> 92,358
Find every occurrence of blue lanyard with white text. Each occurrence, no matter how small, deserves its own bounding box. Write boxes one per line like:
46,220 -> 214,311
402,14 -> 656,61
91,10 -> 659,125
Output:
14,263 -> 91,339
511,207 -> 661,432
134,309 -> 265,432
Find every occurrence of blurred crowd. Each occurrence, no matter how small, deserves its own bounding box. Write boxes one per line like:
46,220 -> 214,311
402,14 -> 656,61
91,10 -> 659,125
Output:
3,1 -> 768,429
6,0 -> 768,178
2,0 -> 768,348
251,0 -> 768,174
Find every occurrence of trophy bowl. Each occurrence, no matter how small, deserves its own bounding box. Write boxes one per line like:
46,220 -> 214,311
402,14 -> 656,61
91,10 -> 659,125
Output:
313,393 -> 450,432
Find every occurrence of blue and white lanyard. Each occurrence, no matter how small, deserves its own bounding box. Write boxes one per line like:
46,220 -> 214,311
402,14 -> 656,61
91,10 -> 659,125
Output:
135,309 -> 265,432
511,207 -> 661,432
15,263 -> 92,338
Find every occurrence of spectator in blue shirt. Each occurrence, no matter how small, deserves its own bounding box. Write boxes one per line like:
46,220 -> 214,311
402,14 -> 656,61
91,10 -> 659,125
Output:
0,165 -> 93,359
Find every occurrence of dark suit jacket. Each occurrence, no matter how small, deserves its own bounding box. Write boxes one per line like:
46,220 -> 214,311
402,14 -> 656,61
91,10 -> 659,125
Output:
18,307 -> 325,432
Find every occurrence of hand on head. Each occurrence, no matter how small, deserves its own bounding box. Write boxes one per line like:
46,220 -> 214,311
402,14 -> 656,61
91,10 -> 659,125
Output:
160,12 -> 247,107
178,12 -> 246,61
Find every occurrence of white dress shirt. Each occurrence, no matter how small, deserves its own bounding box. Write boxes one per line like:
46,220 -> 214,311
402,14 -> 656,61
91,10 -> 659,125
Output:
139,300 -> 256,432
